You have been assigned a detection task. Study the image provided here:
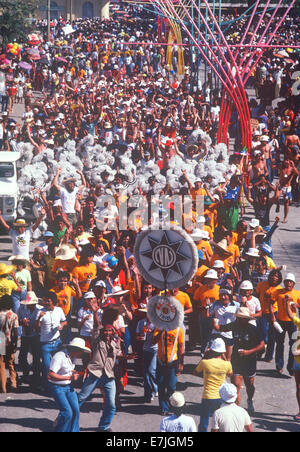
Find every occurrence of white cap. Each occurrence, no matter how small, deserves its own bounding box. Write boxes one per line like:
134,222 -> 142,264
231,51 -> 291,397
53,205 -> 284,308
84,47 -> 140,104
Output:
210,337 -> 226,354
196,215 -> 206,224
191,229 -> 204,241
84,291 -> 96,299
95,280 -> 106,288
201,230 -> 210,240
239,280 -> 253,291
169,392 -> 185,408
213,260 -> 225,269
219,383 -> 238,403
205,269 -> 218,280
246,248 -> 260,258
284,273 -> 296,283
249,219 -> 260,229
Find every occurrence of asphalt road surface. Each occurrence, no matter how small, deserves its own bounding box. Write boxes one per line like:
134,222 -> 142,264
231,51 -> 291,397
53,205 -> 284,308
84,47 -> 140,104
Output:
0,98 -> 299,433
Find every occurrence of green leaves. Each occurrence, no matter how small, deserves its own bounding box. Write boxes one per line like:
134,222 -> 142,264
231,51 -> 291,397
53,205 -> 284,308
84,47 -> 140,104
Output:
0,0 -> 39,45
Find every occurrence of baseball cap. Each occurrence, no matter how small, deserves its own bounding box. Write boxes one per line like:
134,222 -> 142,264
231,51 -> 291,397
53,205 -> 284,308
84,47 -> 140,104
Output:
43,231 -> 54,238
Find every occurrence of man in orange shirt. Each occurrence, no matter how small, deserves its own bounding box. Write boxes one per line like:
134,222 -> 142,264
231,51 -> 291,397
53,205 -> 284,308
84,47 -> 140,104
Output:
194,269 -> 220,354
256,270 -> 283,363
273,273 -> 300,376
51,271 -> 82,343
153,326 -> 184,415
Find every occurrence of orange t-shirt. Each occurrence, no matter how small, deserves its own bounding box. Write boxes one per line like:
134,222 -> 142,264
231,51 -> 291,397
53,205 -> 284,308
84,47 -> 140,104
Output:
51,285 -> 76,316
194,284 -> 220,308
174,291 -> 192,311
72,263 -> 97,293
256,282 -> 282,314
154,327 -> 184,363
275,289 -> 300,322
187,265 -> 210,295
197,241 -> 213,258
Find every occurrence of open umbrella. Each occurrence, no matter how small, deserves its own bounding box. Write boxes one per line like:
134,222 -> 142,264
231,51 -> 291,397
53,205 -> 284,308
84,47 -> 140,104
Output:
55,56 -> 68,63
26,48 -> 40,58
19,61 -> 32,70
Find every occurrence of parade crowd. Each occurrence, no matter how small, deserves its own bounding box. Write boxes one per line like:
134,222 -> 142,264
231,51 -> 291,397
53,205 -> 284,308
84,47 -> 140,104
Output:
0,3 -> 300,433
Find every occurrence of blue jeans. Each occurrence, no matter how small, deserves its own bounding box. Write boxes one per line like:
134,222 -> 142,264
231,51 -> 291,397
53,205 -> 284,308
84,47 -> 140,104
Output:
156,360 -> 178,413
49,383 -> 80,432
143,350 -> 158,400
275,320 -> 296,372
11,290 -> 27,336
199,398 -> 222,432
40,338 -> 62,389
261,313 -> 277,361
78,372 -> 116,431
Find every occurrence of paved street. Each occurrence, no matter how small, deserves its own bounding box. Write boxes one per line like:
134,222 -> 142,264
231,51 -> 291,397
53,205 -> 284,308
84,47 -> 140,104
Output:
0,99 -> 299,433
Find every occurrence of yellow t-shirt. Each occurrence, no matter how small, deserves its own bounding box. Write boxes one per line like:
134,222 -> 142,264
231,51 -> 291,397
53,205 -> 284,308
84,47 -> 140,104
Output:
293,316 -> 300,365
154,327 -> 184,363
0,278 -> 18,297
195,358 -> 233,399
72,263 -> 97,294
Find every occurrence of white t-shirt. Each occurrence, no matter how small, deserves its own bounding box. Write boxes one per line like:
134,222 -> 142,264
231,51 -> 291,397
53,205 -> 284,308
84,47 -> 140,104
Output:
212,402 -> 252,432
238,295 -> 261,326
160,414 -> 197,433
60,187 -> 79,214
9,227 -> 33,260
77,307 -> 102,337
38,306 -> 66,343
48,349 -> 75,386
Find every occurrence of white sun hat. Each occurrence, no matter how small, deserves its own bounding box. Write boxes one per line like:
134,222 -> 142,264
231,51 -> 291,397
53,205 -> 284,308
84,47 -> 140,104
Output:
219,383 -> 238,404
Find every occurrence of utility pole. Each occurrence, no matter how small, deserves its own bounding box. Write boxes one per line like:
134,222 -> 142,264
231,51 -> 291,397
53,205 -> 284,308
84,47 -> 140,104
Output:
47,0 -> 51,42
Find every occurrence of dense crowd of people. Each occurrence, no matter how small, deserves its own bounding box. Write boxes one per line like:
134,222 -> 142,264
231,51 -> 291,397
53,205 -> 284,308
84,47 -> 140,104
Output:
0,3 -> 300,433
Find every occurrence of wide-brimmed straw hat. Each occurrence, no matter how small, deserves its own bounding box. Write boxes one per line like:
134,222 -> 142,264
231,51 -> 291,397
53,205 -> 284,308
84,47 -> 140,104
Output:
55,244 -> 78,261
64,337 -> 91,353
109,286 -> 129,297
13,219 -> 29,228
8,255 -> 29,264
211,239 -> 233,257
20,291 -> 39,305
235,307 -> 252,320
0,263 -> 15,276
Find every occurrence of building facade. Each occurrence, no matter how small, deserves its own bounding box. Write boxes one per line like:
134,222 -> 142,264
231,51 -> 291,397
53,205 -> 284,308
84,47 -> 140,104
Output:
37,0 -> 110,21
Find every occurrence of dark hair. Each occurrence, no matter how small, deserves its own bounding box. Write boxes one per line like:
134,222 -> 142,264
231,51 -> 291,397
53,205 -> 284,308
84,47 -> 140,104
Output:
268,269 -> 283,285
57,271 -> 71,281
257,257 -> 267,268
95,240 -> 109,253
42,291 -> 58,305
0,294 -> 13,311
171,406 -> 185,418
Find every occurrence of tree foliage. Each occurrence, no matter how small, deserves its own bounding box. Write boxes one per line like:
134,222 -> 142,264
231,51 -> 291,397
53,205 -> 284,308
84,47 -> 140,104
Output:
0,0 -> 39,45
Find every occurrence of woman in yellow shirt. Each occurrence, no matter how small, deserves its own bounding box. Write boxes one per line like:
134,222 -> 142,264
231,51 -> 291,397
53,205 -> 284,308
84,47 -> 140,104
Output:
285,298 -> 300,421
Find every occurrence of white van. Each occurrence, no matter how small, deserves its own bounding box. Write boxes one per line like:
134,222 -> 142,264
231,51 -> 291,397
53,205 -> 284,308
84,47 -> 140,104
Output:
0,152 -> 20,223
